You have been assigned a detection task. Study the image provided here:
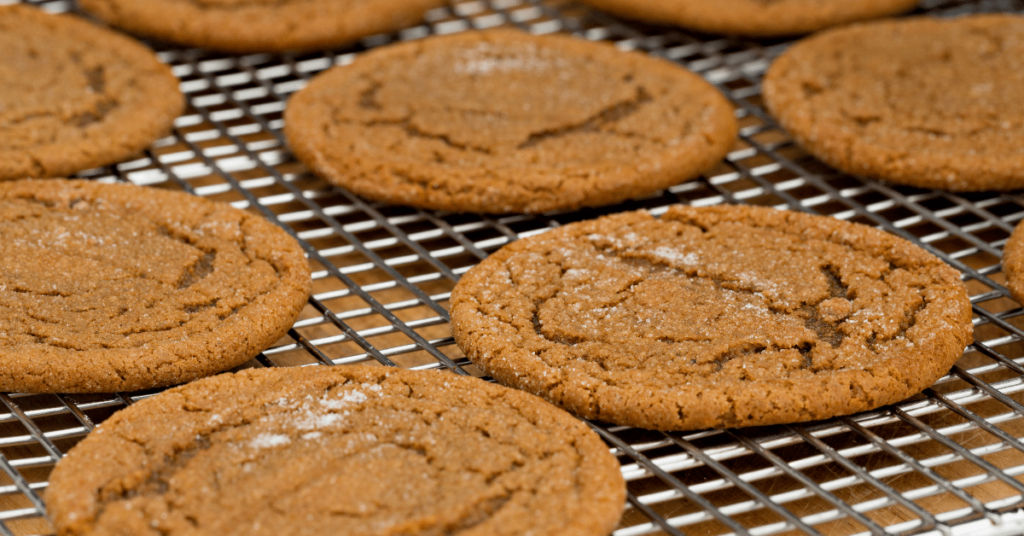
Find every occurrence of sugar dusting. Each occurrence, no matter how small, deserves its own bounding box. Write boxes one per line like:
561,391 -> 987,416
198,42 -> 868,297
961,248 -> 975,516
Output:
453,43 -> 558,75
250,433 -> 291,450
651,246 -> 700,266
261,383 -> 384,437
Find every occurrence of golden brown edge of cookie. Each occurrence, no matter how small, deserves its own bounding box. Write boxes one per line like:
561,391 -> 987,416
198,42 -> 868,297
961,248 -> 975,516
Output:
576,0 -> 919,37
283,28 -> 738,214
762,14 -> 1024,192
45,365 -> 626,536
1003,221 -> 1024,305
450,205 -> 974,430
78,0 -> 447,53
0,179 -> 312,393
0,5 -> 184,182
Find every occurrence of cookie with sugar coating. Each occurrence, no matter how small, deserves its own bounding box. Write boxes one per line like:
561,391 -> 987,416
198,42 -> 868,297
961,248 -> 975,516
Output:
575,0 -> 918,37
450,204 -> 973,430
763,14 -> 1024,191
78,0 -> 447,53
0,5 -> 182,180
284,29 -> 737,214
0,179 -> 311,393
47,365 -> 626,536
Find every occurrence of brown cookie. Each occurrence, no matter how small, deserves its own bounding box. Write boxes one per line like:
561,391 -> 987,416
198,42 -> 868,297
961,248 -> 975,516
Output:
576,0 -> 918,37
78,0 -> 448,53
763,14 -> 1024,191
1002,221 -> 1024,305
0,179 -> 311,393
284,29 -> 737,214
0,5 -> 183,181
450,205 -> 973,431
47,365 -> 626,536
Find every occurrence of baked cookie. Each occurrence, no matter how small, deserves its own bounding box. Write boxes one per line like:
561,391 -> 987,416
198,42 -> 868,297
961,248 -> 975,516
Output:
284,29 -> 737,214
576,0 -> 918,37
0,179 -> 311,393
47,365 -> 626,536
450,205 -> 973,431
79,0 -> 448,53
763,14 -> 1024,191
1002,221 -> 1024,305
0,5 -> 183,181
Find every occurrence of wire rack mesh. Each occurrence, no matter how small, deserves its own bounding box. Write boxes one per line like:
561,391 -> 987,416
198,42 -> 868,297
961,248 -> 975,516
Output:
5,0 -> 1024,534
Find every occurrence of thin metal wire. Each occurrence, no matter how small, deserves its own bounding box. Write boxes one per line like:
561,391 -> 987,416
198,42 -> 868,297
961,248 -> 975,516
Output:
589,424 -> 753,535
726,430 -> 888,535
668,434 -> 826,535
840,415 -> 999,523
5,0 -> 1024,535
789,425 -> 939,533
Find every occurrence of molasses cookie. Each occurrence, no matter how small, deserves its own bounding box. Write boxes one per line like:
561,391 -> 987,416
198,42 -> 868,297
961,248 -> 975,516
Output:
0,5 -> 183,181
1001,220 -> 1024,305
576,0 -> 918,37
47,365 -> 626,536
450,205 -> 973,430
79,0 -> 448,53
0,179 -> 311,393
763,14 -> 1024,191
284,29 -> 737,214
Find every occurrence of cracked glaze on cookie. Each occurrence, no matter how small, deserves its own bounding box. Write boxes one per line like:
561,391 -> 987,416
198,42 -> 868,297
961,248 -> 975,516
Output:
0,180 -> 311,393
576,0 -> 917,37
47,366 -> 625,536
0,5 -> 183,181
79,0 -> 447,53
764,14 -> 1024,191
284,29 -> 737,214
450,205 -> 973,430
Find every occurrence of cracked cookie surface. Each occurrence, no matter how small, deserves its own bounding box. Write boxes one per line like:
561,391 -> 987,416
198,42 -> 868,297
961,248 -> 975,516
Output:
47,365 -> 626,536
450,205 -> 973,430
79,0 -> 447,53
0,179 -> 311,393
576,0 -> 917,37
284,29 -> 737,214
763,14 -> 1024,191
0,5 -> 183,181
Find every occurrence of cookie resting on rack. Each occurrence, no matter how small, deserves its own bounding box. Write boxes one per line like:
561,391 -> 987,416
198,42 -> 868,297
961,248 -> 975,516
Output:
47,366 -> 626,536
79,0 -> 448,53
575,0 -> 918,37
763,14 -> 1024,191
1000,220 -> 1024,306
0,180 -> 311,393
450,205 -> 974,431
284,29 -> 738,214
0,4 -> 183,181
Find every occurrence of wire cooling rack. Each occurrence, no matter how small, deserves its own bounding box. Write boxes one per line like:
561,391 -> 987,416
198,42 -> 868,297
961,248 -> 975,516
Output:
5,0 -> 1024,534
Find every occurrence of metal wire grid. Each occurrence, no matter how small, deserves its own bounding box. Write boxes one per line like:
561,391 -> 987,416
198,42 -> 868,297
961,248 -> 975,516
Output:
4,0 -> 1024,534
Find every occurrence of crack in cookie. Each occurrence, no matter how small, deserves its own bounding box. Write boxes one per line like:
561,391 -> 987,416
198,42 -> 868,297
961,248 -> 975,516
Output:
764,14 -> 1024,191
47,366 -> 626,536
284,29 -> 737,214
79,0 -> 448,53
451,205 -> 973,430
0,5 -> 182,180
0,180 -> 311,393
